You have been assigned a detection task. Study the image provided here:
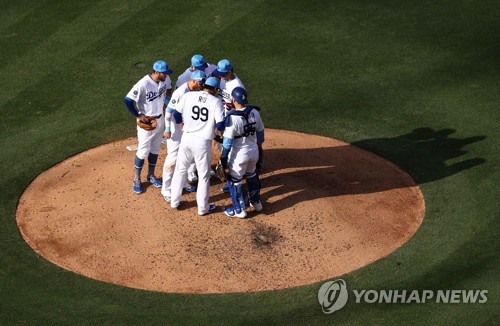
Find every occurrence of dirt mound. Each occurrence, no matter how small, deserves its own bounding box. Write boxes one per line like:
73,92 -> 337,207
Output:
16,129 -> 424,293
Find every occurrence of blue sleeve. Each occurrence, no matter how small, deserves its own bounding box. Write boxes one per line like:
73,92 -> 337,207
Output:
166,107 -> 174,113
173,110 -> 183,124
124,97 -> 139,117
164,95 -> 171,105
257,130 -> 265,145
221,137 -> 233,158
216,121 -> 225,131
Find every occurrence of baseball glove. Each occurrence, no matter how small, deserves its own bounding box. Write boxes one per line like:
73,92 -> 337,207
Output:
137,117 -> 157,131
215,158 -> 227,182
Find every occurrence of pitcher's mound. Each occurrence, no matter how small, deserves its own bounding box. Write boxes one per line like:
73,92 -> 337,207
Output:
16,129 -> 424,293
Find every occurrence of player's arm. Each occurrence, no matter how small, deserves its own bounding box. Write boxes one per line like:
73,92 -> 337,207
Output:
164,77 -> 172,109
219,118 -> 236,168
124,97 -> 149,123
164,94 -> 179,138
163,106 -> 174,139
172,95 -> 186,126
255,111 -> 265,172
215,100 -> 226,132
124,84 -> 150,123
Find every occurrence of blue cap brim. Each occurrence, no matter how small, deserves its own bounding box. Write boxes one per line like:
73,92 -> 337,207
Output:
158,69 -> 173,75
194,63 -> 208,70
213,69 -> 227,76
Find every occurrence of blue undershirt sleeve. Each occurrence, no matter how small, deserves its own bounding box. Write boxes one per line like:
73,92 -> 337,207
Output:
216,121 -> 225,131
257,130 -> 265,145
173,110 -> 183,124
124,97 -> 139,117
221,137 -> 233,159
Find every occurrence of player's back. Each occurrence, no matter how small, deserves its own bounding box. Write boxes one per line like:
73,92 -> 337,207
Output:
180,91 -> 224,141
225,109 -> 264,149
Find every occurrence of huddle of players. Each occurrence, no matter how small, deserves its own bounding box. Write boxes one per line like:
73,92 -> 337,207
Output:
124,55 -> 265,218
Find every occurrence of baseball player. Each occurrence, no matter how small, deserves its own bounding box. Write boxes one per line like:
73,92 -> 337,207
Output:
170,77 -> 225,215
124,60 -> 173,194
175,54 -> 217,89
213,59 -> 246,192
219,87 -> 265,218
175,54 -> 217,183
161,70 -> 206,202
212,59 -> 245,111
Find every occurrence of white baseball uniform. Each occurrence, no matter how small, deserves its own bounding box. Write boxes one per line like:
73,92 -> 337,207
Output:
224,108 -> 265,180
170,91 -> 225,214
219,75 -> 245,111
161,82 -> 194,198
175,64 -> 217,89
126,74 -> 171,159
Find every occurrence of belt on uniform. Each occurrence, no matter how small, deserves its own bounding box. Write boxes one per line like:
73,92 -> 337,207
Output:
144,114 -> 162,119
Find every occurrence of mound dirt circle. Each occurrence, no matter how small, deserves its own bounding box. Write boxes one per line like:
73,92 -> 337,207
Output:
16,129 -> 424,293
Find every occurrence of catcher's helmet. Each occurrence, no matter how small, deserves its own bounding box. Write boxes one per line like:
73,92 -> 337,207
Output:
231,87 -> 248,104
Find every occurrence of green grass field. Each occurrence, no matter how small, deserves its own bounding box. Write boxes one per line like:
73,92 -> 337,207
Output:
1,0 -> 498,324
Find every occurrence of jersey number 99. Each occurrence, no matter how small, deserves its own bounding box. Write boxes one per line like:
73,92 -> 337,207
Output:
191,105 -> 208,122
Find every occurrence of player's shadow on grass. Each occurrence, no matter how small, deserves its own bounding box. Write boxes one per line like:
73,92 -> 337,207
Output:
254,128 -> 485,214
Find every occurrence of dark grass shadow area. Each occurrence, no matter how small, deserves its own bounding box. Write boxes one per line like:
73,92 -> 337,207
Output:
352,128 -> 486,184
208,128 -> 486,214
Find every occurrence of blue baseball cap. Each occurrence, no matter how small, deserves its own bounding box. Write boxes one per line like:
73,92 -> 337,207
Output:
190,70 -> 206,82
191,54 -> 208,70
231,87 -> 248,104
153,60 -> 173,75
204,76 -> 220,88
213,59 -> 233,76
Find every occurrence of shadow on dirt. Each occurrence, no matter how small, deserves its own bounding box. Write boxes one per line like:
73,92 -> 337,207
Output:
209,128 -> 485,214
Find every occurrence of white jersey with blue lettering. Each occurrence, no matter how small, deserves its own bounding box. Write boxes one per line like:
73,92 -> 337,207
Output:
223,107 -> 265,180
219,75 -> 245,110
175,64 -> 217,89
223,108 -> 264,149
126,74 -> 172,116
176,90 -> 225,141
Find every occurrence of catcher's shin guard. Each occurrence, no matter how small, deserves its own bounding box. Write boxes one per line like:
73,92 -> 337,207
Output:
245,172 -> 261,203
227,178 -> 245,213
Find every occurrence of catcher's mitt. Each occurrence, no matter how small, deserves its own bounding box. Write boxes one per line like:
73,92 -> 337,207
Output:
215,158 -> 227,182
137,117 -> 157,131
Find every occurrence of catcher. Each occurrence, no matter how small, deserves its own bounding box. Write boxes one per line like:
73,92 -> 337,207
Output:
124,60 -> 173,194
217,87 -> 265,218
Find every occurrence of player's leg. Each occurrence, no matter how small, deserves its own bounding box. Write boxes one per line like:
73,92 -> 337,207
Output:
161,139 -> 180,200
223,148 -> 248,218
187,162 -> 198,183
224,176 -> 247,218
192,139 -> 214,215
244,146 -> 262,211
133,127 -> 155,193
146,122 -> 165,187
170,141 -> 193,208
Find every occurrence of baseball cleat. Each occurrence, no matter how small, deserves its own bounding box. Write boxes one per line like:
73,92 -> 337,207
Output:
171,201 -> 183,209
147,175 -> 162,188
223,206 -> 247,219
163,195 -> 171,203
221,184 -> 230,193
199,203 -> 216,216
133,179 -> 142,194
250,200 -> 263,212
183,184 -> 196,193
187,171 -> 198,183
